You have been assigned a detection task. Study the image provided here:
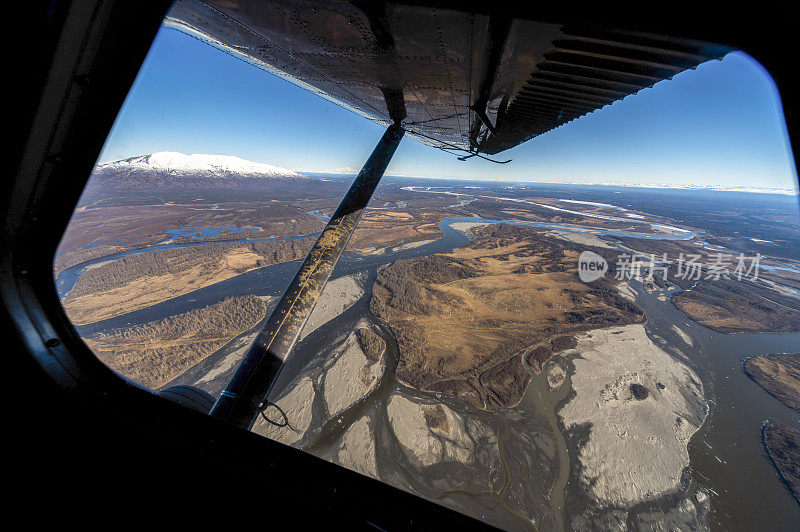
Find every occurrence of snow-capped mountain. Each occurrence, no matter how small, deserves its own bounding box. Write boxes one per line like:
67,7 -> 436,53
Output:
96,152 -> 305,179
85,152 -> 307,197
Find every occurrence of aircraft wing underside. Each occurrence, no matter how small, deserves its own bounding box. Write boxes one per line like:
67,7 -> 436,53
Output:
165,0 -> 733,156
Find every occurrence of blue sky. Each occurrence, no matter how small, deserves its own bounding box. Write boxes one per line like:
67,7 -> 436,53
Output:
100,26 -> 798,191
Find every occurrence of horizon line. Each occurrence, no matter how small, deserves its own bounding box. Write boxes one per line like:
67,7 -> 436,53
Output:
95,152 -> 799,195
307,172 -> 799,195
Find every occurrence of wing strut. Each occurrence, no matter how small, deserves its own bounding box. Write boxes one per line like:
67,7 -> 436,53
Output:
210,124 -> 405,430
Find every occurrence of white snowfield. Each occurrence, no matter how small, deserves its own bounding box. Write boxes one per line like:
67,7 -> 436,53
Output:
98,151 -> 305,178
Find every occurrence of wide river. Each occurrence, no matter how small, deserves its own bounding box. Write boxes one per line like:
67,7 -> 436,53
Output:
60,215 -> 800,530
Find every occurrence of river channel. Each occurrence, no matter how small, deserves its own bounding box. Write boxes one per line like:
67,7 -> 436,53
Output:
60,214 -> 800,530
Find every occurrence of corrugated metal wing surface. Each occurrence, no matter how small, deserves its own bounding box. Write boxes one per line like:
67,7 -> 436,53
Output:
164,0 -> 732,156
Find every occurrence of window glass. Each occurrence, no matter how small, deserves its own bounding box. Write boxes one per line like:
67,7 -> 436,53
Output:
55,12 -> 800,531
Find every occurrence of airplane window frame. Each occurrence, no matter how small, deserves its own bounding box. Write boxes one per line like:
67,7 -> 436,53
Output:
6,0 -> 800,524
